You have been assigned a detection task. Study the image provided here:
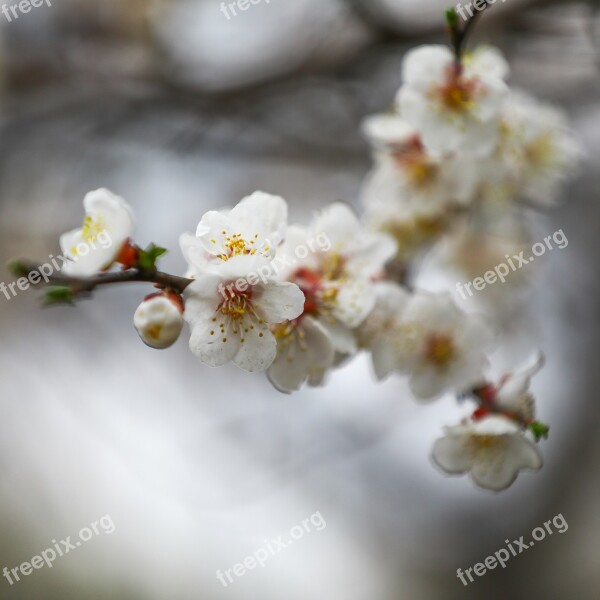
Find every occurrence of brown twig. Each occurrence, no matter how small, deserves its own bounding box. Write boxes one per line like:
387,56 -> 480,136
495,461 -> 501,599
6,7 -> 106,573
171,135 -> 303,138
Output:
14,261 -> 193,296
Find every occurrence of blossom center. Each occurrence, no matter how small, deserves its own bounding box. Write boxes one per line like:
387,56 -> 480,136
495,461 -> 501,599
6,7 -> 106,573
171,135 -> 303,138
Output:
424,333 -> 456,366
467,434 -> 508,464
81,215 -> 106,243
525,133 -> 555,168
215,232 -> 270,261
292,267 -> 341,319
219,289 -> 253,321
434,70 -> 479,115
319,252 -> 347,280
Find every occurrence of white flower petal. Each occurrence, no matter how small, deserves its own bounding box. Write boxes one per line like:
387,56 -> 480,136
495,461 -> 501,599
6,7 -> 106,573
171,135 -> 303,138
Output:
188,312 -> 241,367
333,279 -> 375,328
233,326 -> 277,372
229,191 -> 288,249
431,435 -> 472,474
268,316 -> 334,393
362,113 -> 417,148
401,45 -> 454,91
311,203 -> 361,249
466,46 -> 510,81
318,319 -> 357,355
254,281 -> 305,324
196,210 -> 232,256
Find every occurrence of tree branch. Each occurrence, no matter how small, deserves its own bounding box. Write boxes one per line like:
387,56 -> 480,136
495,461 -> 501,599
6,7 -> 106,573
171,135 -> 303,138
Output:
10,261 -> 193,297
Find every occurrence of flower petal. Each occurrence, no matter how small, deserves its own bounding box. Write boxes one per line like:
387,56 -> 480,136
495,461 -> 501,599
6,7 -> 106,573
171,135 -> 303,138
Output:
268,316 -> 334,393
254,281 -> 305,324
431,436 -> 472,474
233,326 -> 277,372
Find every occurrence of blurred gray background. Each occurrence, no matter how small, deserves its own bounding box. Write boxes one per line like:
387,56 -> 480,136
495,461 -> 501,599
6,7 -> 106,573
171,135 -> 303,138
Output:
0,0 -> 598,598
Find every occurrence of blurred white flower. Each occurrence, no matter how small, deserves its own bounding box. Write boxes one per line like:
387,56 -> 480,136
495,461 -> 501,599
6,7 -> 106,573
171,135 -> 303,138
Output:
134,292 -> 184,350
60,188 -> 135,276
501,91 -> 582,205
393,291 -> 494,400
397,45 -> 509,156
431,415 -> 542,491
361,114 -> 476,216
363,200 -> 453,263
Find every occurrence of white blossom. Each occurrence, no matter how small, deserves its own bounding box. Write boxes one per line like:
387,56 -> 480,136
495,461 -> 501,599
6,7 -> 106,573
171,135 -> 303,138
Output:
180,191 -> 288,278
392,291 -> 494,400
500,91 -> 582,205
361,113 -> 476,216
432,415 -> 542,491
183,260 -> 304,372
59,188 -> 135,276
397,44 -> 509,156
276,203 -> 396,355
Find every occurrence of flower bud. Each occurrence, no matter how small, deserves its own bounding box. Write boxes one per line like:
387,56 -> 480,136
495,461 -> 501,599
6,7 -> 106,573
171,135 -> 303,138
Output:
134,292 -> 184,350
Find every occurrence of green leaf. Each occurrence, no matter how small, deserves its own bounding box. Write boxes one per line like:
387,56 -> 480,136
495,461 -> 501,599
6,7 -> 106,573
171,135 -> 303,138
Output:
6,259 -> 30,278
43,285 -> 75,307
138,244 -> 168,271
528,421 -> 550,442
445,7 -> 459,28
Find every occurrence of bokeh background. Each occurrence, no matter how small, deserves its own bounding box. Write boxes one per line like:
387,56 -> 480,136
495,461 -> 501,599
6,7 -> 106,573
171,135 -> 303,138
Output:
0,0 -> 599,598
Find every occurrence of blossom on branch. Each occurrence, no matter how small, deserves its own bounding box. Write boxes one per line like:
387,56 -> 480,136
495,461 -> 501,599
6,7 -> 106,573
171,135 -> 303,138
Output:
431,415 -> 542,491
59,188 -> 135,276
397,45 -> 509,156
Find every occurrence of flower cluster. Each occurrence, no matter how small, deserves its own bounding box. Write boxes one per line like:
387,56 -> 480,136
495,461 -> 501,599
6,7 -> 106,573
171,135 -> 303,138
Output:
362,45 -> 581,265
18,29 -> 581,492
355,40 -> 576,490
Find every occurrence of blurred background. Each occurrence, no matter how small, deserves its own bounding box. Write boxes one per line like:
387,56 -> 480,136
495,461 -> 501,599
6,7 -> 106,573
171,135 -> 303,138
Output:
0,0 -> 599,598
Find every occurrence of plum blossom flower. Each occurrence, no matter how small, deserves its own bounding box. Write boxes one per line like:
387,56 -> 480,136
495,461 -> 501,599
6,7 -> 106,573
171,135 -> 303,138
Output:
182,191 -> 287,276
59,188 -> 135,276
397,45 -> 509,156
363,200 -> 453,263
267,316 -> 335,393
183,258 -> 304,372
275,203 -> 396,355
500,92 -> 582,205
391,291 -> 494,400
134,292 -> 184,350
361,113 -> 476,216
431,415 -> 543,491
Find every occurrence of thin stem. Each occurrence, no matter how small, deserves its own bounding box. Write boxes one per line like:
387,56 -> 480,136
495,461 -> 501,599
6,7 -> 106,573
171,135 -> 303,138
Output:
449,2 -> 489,63
16,261 -> 193,296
